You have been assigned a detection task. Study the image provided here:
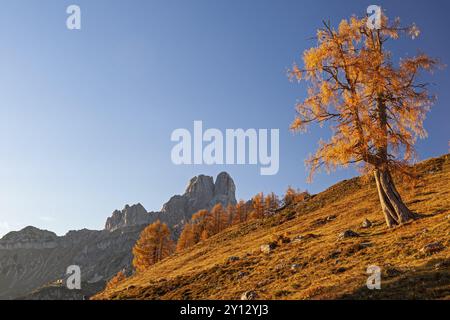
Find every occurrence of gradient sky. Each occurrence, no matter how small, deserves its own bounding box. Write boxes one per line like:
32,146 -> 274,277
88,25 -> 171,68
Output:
0,0 -> 449,237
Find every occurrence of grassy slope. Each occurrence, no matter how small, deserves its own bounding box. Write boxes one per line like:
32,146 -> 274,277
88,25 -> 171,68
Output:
94,154 -> 450,300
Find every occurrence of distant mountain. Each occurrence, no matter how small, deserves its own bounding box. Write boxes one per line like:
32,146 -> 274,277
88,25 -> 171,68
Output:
0,172 -> 237,300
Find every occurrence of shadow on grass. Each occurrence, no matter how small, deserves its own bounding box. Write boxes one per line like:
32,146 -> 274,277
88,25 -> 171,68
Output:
339,258 -> 450,300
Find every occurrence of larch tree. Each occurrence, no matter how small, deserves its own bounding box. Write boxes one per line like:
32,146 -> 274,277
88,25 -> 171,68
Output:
105,270 -> 127,290
190,209 -> 210,242
176,222 -> 195,252
250,193 -> 265,219
225,204 -> 237,225
264,192 -> 280,212
231,200 -> 249,225
206,203 -> 229,235
283,186 -> 298,205
289,14 -> 439,227
132,220 -> 174,272
283,187 -> 310,205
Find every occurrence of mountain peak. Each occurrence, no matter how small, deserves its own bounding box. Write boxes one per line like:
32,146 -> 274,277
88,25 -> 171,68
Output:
103,173 -> 237,233
104,203 -> 149,232
212,172 -> 237,207
0,226 -> 57,242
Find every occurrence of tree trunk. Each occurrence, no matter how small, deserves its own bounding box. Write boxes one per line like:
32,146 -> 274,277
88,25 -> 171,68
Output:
373,168 -> 417,227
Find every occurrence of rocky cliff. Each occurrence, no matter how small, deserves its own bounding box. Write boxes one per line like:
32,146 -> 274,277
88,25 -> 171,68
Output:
104,203 -> 149,232
157,172 -> 237,228
0,172 -> 237,300
103,172 -> 236,232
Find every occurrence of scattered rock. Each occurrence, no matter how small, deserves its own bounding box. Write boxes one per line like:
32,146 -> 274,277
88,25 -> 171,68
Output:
434,260 -> 449,270
260,243 -> 277,254
291,264 -> 301,271
361,218 -> 373,228
354,242 -> 372,250
241,291 -> 258,300
227,256 -> 240,263
334,267 -> 347,274
312,216 -> 336,227
237,271 -> 249,279
328,250 -> 341,259
338,230 -> 360,240
345,242 -> 372,254
434,262 -> 445,270
272,234 -> 291,245
421,242 -> 445,255
385,268 -> 402,277
256,280 -> 271,288
357,242 -> 372,251
274,264 -> 287,271
293,234 -> 319,242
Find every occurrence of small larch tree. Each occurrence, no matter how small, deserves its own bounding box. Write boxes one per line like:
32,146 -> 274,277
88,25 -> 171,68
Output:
176,222 -> 196,252
190,209 -> 210,242
231,200 -> 249,225
289,14 -> 439,227
283,187 -> 310,206
206,203 -> 229,235
105,270 -> 127,290
283,186 -> 299,205
132,220 -> 174,272
250,193 -> 265,219
264,192 -> 280,212
225,204 -> 237,225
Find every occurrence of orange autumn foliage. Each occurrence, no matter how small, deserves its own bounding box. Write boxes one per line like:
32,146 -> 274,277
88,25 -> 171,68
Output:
250,193 -> 265,219
264,192 -> 280,212
289,15 -> 438,178
105,270 -> 127,290
231,200 -> 249,225
205,203 -> 229,236
132,220 -> 174,272
289,14 -> 440,227
283,186 -> 310,205
176,209 -> 209,252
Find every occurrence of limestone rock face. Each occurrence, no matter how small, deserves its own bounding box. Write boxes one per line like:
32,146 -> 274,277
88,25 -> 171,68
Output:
157,172 -> 237,228
0,226 -> 58,250
183,175 -> 215,214
211,172 -> 237,207
104,203 -> 150,232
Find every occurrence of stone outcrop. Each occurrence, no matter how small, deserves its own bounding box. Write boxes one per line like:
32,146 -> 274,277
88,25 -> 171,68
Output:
211,172 -> 237,207
157,172 -> 237,228
104,203 -> 150,232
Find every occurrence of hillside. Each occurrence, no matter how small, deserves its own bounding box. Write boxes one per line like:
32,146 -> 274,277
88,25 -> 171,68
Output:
94,154 -> 450,300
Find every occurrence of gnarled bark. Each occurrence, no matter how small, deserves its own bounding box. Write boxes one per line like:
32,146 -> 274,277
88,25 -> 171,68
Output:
374,168 -> 417,227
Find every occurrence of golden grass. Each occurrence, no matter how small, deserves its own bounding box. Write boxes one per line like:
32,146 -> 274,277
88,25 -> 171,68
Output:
94,154 -> 450,300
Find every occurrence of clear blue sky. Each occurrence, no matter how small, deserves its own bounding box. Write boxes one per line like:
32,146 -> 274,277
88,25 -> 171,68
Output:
0,0 -> 448,237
